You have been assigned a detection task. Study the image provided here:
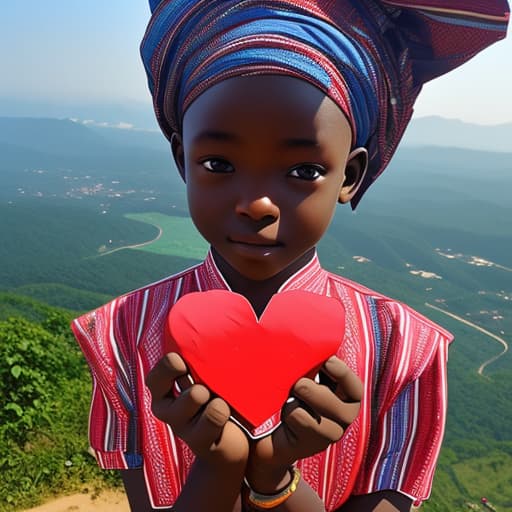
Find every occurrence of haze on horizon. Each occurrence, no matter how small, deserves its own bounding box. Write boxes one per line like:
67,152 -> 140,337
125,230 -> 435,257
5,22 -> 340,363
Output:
2,1 -> 511,126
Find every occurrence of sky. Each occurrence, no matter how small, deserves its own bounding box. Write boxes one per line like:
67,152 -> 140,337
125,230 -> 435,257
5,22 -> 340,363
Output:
1,1 -> 511,126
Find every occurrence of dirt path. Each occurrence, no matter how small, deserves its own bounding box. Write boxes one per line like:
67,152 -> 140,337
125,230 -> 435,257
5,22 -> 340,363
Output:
425,302 -> 509,376
98,224 -> 163,257
21,490 -> 129,512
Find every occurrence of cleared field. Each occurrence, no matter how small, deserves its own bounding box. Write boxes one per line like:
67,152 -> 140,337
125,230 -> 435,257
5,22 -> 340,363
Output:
125,212 -> 208,260
453,453 -> 512,509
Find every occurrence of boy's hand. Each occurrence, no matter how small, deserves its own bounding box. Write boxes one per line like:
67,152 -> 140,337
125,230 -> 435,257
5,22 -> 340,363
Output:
246,356 -> 362,493
146,352 -> 249,466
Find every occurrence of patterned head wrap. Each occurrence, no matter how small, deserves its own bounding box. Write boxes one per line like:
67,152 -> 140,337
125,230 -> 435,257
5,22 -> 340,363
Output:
141,0 -> 509,206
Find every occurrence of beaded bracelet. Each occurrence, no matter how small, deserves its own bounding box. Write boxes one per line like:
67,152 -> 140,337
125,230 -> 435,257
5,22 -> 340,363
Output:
247,467 -> 301,510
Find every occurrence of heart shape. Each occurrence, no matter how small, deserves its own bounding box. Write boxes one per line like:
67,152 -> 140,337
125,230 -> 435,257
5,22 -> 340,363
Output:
166,289 -> 345,432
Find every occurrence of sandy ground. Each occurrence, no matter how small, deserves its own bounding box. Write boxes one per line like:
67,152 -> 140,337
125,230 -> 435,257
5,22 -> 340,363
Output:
19,490 -> 423,511
21,490 -> 130,512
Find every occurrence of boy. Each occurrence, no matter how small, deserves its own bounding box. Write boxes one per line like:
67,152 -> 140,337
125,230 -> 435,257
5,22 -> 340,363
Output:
72,1 -> 510,511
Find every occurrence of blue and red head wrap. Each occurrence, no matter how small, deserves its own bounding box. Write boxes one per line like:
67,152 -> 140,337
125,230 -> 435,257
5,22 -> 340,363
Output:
141,0 -> 509,206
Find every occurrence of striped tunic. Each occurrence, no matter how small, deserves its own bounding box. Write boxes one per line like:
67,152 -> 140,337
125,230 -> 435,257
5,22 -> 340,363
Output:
72,251 -> 453,510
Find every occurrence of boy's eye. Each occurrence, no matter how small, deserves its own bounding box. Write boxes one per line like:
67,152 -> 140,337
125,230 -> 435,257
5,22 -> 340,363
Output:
201,159 -> 234,173
288,164 -> 326,181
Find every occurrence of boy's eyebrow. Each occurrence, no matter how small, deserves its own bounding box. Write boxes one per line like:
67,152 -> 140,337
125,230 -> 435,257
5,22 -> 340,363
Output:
192,131 -> 319,148
281,137 -> 319,148
193,130 -> 239,143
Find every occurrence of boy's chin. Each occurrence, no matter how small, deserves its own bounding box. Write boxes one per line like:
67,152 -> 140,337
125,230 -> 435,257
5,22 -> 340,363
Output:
212,246 -> 316,284
212,247 -> 282,281
225,260 -> 284,283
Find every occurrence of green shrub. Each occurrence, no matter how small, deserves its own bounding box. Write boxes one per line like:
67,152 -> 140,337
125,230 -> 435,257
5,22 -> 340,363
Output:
0,313 -> 121,511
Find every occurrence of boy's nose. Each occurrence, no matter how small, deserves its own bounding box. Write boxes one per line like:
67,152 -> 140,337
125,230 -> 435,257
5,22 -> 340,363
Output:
235,195 -> 279,222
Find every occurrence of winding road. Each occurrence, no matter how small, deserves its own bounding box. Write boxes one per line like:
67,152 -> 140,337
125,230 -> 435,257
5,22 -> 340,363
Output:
98,224 -> 163,257
425,302 -> 509,376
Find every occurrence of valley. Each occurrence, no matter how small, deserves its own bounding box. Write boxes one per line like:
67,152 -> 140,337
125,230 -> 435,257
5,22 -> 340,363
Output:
1,116 -> 511,511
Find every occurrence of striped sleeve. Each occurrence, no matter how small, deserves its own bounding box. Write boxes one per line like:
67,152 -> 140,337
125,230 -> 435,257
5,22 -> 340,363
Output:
354,299 -> 453,506
71,298 -> 142,470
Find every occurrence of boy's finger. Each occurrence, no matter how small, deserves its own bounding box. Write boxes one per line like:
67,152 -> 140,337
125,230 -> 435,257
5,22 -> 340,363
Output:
187,397 -> 230,453
286,406 -> 344,445
293,378 -> 360,427
151,383 -> 210,431
145,352 -> 188,399
323,356 -> 363,403
283,396 -> 321,424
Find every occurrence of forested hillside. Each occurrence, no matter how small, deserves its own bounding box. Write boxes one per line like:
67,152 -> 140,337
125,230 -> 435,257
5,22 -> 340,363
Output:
1,117 -> 511,511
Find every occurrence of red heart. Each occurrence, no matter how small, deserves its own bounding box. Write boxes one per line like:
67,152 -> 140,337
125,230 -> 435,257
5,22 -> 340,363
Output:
166,289 -> 345,430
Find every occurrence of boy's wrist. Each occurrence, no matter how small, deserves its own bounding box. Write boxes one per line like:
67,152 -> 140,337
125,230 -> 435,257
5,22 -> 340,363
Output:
245,464 -> 293,494
247,467 -> 301,509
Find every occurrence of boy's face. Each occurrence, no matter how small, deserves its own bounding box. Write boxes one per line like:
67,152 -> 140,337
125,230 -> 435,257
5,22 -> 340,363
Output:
177,75 -> 363,281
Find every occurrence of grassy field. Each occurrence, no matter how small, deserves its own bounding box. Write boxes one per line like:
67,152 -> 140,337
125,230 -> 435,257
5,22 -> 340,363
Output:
125,212 -> 208,260
453,453 -> 512,507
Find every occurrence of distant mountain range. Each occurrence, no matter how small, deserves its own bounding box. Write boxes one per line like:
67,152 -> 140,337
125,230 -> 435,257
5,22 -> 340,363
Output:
402,116 -> 512,153
1,111 -> 511,159
0,116 -> 169,156
0,98 -> 159,131
1,114 -> 512,159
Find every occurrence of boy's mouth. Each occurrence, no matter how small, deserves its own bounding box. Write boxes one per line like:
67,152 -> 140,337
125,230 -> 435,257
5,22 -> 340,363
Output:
228,236 -> 282,248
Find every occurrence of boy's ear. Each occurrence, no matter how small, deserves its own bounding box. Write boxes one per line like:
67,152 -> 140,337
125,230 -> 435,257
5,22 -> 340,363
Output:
171,133 -> 186,180
338,147 -> 368,204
